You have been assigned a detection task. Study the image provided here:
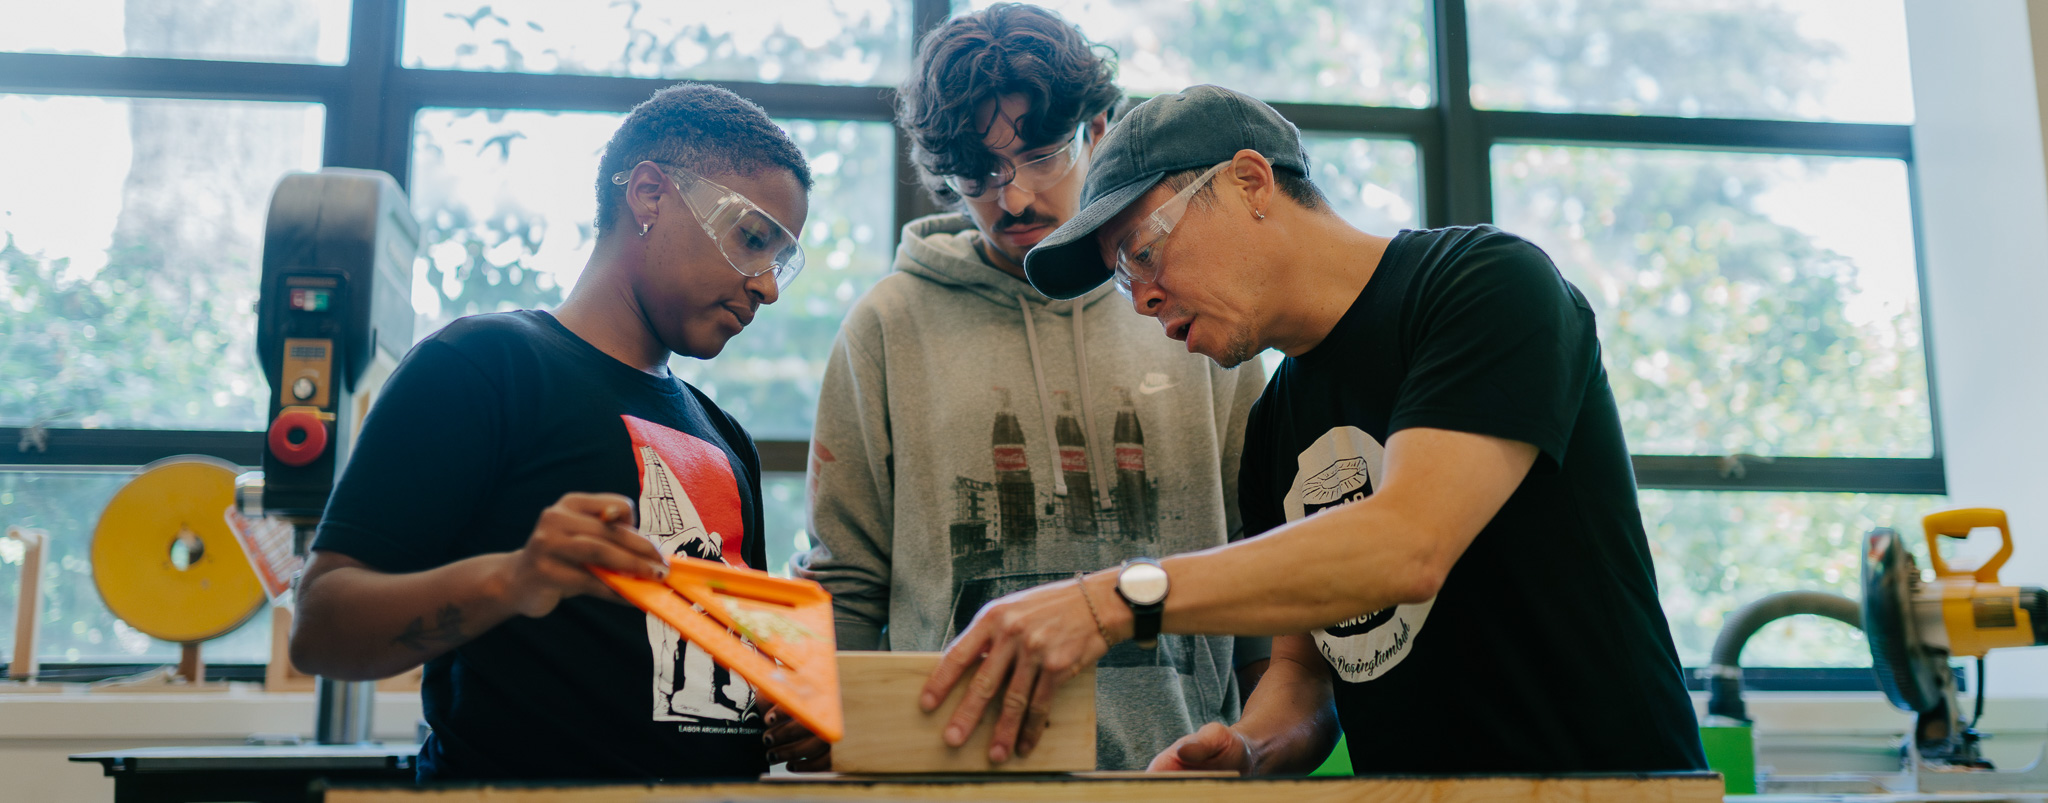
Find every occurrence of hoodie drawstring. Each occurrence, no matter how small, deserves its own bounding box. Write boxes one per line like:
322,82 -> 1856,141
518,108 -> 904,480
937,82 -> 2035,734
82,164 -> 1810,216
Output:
1018,295 -> 1069,496
1072,306 -> 1106,513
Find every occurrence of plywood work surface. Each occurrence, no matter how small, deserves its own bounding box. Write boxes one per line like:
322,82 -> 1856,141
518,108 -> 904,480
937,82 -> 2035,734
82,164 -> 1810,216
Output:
761,770 -> 1240,781
829,651 -> 1095,774
321,773 -> 1725,803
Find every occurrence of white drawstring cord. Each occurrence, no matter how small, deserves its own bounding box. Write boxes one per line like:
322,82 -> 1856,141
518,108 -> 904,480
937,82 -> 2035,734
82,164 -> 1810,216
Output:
1018,295 -> 1068,496
1071,303 -> 1105,512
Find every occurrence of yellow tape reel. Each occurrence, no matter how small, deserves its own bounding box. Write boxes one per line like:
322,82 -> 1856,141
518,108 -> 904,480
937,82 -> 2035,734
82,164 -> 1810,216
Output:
91,456 -> 264,644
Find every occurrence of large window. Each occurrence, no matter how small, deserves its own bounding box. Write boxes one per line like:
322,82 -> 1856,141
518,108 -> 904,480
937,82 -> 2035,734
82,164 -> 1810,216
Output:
0,0 -> 353,65
1,96 -> 327,431
1468,0 -> 1929,672
1467,0 -> 1914,123
2,0 -> 1935,679
402,0 -> 913,86
964,0 -> 1435,107
1646,490 -> 1942,667
0,470 -> 271,667
1493,146 -> 1930,458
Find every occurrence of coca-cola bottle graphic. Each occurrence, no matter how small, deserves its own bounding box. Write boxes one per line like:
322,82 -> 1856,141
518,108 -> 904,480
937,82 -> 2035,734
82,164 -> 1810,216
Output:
992,387 -> 1037,545
1053,390 -> 1096,535
1113,386 -> 1150,540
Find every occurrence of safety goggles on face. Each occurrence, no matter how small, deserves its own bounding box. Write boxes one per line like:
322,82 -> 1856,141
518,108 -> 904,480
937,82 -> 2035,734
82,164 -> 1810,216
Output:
1111,161 -> 1231,299
944,124 -> 1087,200
612,160 -> 806,291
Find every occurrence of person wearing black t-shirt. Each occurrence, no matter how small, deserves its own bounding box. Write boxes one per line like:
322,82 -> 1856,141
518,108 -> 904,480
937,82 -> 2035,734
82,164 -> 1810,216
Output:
914,84 -> 1706,776
289,83 -> 813,782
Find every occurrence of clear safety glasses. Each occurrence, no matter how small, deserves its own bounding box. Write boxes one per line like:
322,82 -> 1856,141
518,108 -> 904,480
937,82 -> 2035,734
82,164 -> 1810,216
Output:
612,160 -> 806,291
1111,161 -> 1231,299
944,125 -> 1087,200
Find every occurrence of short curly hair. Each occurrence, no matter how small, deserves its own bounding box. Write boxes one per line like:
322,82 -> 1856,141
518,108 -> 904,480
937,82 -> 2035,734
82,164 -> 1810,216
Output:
594,82 -> 814,234
897,3 -> 1123,208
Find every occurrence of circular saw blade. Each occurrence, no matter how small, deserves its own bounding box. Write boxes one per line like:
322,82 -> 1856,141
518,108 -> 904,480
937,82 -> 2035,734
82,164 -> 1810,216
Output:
91,456 -> 265,644
1862,526 -> 1949,713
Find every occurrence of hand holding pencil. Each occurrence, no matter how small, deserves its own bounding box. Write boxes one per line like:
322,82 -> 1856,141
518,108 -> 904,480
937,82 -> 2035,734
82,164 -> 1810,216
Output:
499,492 -> 669,618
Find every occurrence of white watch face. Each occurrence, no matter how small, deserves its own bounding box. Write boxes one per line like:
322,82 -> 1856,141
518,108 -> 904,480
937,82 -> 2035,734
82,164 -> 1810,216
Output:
1120,562 -> 1170,606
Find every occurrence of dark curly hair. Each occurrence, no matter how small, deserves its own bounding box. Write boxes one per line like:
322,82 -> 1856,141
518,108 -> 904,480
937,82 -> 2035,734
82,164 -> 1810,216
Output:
897,3 -> 1123,208
594,82 -> 814,234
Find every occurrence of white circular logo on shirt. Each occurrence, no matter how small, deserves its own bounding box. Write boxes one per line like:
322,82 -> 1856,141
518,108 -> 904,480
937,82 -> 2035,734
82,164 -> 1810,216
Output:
1284,426 -> 1435,683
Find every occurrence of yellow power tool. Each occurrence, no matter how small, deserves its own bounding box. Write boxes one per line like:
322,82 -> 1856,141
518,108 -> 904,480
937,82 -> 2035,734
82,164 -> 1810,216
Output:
1863,508 -> 2048,790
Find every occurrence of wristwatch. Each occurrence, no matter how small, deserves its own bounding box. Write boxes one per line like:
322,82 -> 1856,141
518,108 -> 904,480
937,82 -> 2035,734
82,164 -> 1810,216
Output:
1115,558 -> 1170,649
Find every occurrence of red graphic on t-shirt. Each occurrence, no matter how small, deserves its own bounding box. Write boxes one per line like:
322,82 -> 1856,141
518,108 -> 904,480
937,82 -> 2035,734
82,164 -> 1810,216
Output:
622,415 -> 745,567
625,415 -> 759,729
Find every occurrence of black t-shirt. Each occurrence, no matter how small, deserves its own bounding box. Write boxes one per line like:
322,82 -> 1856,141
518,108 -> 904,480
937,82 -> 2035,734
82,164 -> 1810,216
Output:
313,310 -> 769,782
1240,226 -> 1706,774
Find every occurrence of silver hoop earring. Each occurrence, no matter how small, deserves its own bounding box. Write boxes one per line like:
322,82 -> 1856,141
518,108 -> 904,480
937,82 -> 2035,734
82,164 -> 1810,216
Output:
1253,209 -> 1266,220
639,222 -> 650,237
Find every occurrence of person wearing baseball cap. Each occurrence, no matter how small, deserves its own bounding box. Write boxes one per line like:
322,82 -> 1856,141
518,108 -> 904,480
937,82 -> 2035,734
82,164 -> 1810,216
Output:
920,84 -> 1707,777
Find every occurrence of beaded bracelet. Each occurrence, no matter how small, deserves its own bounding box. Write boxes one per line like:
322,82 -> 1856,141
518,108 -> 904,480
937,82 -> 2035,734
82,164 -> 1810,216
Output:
1074,571 -> 1113,649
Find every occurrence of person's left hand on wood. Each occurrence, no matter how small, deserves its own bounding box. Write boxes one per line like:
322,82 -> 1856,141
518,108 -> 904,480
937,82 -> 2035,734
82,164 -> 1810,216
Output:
920,574 -> 1119,763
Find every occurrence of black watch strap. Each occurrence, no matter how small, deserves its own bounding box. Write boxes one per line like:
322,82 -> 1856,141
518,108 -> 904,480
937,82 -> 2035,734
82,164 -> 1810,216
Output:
1129,601 -> 1163,648
1115,558 -> 1169,649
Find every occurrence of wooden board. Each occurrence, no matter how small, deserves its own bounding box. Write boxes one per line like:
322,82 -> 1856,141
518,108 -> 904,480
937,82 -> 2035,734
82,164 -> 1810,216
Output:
321,773 -> 1727,802
763,771 -> 1240,781
829,651 -> 1095,774
7,527 -> 45,680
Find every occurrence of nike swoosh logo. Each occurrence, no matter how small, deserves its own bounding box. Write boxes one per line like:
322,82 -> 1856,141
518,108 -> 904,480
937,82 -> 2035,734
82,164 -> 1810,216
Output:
1137,373 -> 1176,395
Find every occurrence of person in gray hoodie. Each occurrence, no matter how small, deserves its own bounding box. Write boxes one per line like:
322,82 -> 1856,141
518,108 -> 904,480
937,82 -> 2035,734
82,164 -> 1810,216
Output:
762,4 -> 1268,771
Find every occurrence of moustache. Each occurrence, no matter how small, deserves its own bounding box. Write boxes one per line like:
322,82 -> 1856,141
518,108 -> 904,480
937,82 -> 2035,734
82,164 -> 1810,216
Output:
996,210 -> 1056,230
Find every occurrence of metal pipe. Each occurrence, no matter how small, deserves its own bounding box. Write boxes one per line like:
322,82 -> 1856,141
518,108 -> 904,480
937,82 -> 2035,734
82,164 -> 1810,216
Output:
315,676 -> 376,744
300,507 -> 374,745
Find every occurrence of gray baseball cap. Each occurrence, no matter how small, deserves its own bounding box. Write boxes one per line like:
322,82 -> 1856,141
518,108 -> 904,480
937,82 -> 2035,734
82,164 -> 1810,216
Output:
1023,84 -> 1308,300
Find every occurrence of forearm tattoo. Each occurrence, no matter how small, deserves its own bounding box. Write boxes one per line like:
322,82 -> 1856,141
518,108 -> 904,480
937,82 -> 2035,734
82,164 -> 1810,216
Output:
393,603 -> 466,652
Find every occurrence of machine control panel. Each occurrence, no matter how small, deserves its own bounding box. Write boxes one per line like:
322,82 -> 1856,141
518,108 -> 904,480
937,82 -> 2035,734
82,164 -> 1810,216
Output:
256,169 -> 418,520
279,337 -> 333,409
288,287 -> 332,312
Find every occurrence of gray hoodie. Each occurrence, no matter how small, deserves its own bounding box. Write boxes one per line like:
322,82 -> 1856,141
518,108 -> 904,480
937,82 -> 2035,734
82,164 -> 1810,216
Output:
793,214 -> 1269,770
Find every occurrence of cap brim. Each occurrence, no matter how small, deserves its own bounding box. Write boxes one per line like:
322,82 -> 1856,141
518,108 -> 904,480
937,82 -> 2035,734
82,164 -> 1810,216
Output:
1024,176 -> 1160,300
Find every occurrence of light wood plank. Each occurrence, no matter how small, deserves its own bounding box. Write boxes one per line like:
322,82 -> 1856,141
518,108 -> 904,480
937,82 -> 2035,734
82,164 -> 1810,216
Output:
761,770 -> 1240,782
828,651 -> 1095,774
321,773 -> 1725,803
6,527 -> 45,681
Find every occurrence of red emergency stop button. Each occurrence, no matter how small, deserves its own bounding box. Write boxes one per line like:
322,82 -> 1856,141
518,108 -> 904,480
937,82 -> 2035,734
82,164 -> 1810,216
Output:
268,407 -> 330,467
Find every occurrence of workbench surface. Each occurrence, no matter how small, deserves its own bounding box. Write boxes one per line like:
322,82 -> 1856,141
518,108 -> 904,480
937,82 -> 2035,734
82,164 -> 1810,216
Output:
1750,795 -> 2048,802
320,772 -> 1723,802
73,743 -> 419,772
